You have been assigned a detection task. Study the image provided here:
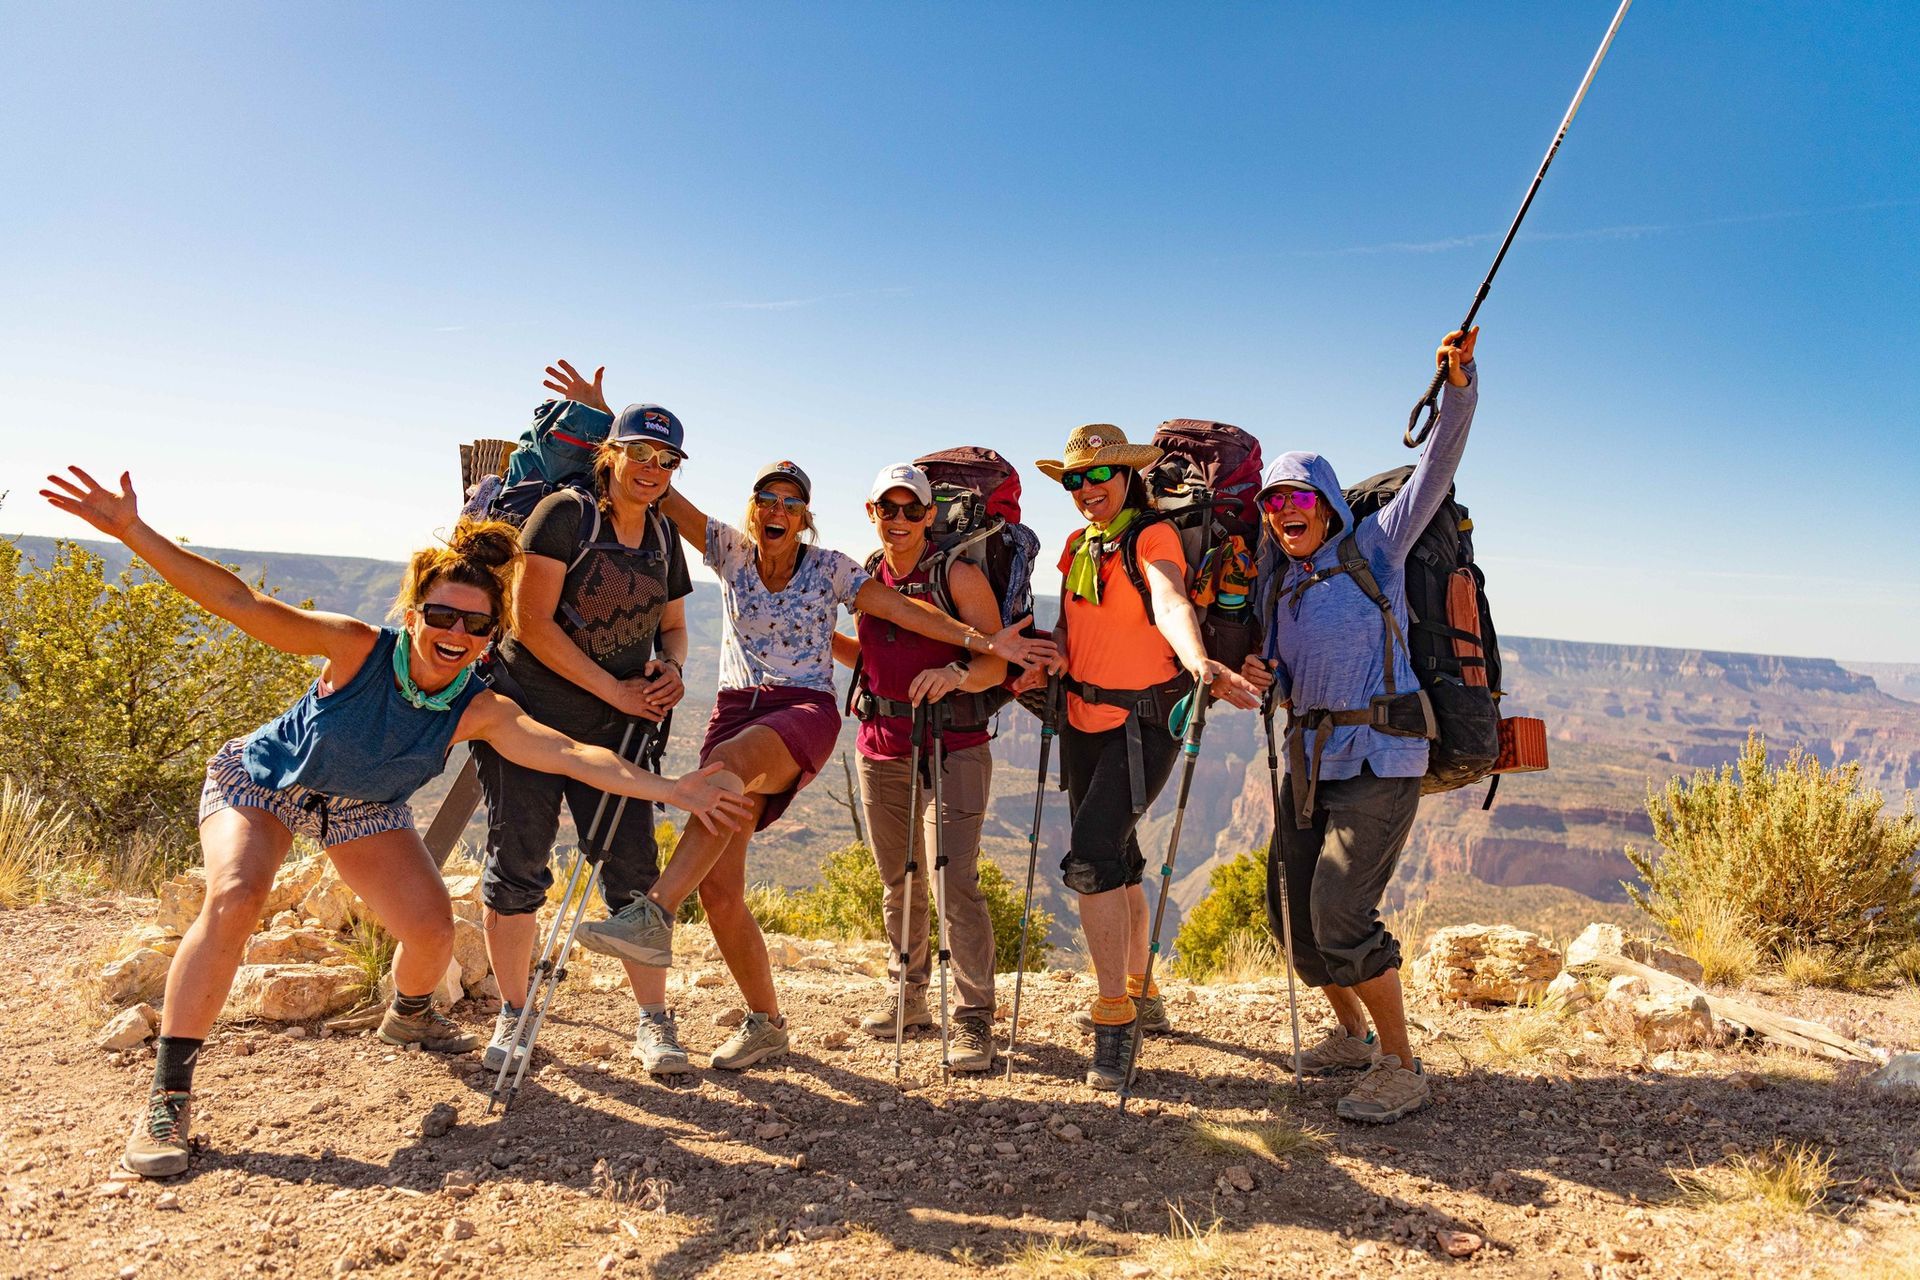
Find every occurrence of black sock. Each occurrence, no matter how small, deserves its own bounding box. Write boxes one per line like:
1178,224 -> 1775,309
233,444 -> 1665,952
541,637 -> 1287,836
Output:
153,1036 -> 203,1094
391,992 -> 432,1017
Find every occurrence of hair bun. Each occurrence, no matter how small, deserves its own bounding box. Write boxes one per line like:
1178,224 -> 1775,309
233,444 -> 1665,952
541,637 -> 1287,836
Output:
447,517 -> 520,569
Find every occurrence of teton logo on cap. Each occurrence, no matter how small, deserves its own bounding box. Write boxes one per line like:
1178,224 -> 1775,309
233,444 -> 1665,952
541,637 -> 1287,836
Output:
643,410 -> 670,431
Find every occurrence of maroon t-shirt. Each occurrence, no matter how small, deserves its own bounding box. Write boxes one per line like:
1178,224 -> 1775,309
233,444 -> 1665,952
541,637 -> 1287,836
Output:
854,555 -> 991,761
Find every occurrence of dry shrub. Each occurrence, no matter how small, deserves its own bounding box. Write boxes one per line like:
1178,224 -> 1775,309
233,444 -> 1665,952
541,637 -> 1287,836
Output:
341,918 -> 397,1000
1135,1203 -> 1251,1277
1891,944 -> 1920,989
1673,1141 -> 1839,1216
1668,890 -> 1762,987
0,778 -> 74,907
1003,1236 -> 1105,1278
1191,1115 -> 1328,1163
1476,1004 -> 1570,1067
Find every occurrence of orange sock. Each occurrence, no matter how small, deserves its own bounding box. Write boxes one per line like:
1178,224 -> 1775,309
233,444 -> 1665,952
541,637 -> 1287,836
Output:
1126,973 -> 1159,999
1090,995 -> 1136,1027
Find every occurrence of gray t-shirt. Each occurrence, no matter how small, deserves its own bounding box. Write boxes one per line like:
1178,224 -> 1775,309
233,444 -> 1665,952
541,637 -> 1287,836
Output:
705,518 -> 868,693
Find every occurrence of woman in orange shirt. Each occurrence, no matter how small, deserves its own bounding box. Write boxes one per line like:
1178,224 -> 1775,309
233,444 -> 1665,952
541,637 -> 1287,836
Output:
1018,425 -> 1259,1089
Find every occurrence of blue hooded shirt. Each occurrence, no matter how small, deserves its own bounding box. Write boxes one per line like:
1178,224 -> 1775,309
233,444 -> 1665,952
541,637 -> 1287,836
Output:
1256,364 -> 1478,783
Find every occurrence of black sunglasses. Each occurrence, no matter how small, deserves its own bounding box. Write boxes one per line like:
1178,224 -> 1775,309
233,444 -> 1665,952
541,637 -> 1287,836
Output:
871,498 -> 929,521
420,603 -> 499,638
1061,464 -> 1119,492
753,490 -> 809,513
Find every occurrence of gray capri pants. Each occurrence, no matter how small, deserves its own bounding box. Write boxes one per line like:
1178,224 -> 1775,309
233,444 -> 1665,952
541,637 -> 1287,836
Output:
1265,765 -> 1420,989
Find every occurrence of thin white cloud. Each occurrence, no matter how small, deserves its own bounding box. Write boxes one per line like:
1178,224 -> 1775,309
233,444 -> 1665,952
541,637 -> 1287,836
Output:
708,286 -> 912,312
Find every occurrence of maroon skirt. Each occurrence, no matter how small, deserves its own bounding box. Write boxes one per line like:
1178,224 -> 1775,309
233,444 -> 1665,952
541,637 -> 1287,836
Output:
700,686 -> 842,831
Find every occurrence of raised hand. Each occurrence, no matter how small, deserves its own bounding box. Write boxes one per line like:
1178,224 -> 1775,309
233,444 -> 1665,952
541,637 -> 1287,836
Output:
1437,327 -> 1480,388
541,359 -> 611,415
40,467 -> 141,541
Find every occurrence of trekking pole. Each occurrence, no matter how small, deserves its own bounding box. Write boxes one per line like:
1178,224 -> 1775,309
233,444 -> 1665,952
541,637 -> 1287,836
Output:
1004,674 -> 1061,1079
1261,686 -> 1305,1093
929,700 -> 953,1081
1405,0 -> 1634,447
893,703 -> 927,1080
490,720 -> 641,1115
1118,689 -> 1211,1112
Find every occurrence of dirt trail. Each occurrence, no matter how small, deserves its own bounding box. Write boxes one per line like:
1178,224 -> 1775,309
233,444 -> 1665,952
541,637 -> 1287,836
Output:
3,900 -> 1918,1279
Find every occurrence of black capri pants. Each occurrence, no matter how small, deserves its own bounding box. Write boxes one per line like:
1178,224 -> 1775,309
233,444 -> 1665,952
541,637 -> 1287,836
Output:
1058,719 -> 1178,896
1265,765 -> 1420,989
475,711 -> 660,917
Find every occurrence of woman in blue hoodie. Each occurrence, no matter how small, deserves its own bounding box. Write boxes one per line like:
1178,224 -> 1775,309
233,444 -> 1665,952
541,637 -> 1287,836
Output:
1241,327 -> 1478,1125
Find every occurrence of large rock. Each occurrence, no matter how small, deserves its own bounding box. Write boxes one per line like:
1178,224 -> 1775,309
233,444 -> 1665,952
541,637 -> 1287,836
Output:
225,963 -> 364,1022
99,948 -> 172,1007
1566,923 -> 1706,986
125,924 -> 182,957
264,856 -> 327,920
301,862 -> 368,931
1864,1054 -> 1920,1093
452,919 -> 490,994
1630,992 -> 1715,1053
244,926 -> 348,966
155,869 -> 207,936
1541,971 -> 1593,1014
1409,924 -> 1560,1006
443,872 -> 483,905
99,1004 -> 160,1051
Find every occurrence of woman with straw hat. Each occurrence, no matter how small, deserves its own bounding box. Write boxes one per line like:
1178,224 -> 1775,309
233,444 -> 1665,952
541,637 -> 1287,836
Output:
1017,424 -> 1259,1089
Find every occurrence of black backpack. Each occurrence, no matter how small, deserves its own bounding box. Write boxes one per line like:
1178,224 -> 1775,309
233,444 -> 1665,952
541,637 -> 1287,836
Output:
1340,465 -> 1503,795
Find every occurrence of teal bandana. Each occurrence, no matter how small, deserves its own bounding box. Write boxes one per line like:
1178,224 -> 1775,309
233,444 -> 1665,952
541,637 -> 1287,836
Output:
393,630 -> 472,711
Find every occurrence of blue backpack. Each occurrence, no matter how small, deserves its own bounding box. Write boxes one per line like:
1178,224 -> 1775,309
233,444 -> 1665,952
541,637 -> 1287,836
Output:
464,400 -> 615,527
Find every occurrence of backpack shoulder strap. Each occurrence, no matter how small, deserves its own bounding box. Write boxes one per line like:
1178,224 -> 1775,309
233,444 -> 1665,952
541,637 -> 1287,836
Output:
1337,534 -> 1414,697
565,489 -> 603,574
1115,512 -> 1169,624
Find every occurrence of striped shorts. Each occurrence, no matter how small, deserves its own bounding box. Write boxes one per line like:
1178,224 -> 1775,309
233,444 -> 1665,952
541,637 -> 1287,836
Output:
198,737 -> 415,848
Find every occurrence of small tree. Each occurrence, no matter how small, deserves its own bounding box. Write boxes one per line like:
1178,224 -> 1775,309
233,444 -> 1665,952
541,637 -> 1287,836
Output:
980,859 -> 1054,972
1171,850 -> 1271,980
1627,732 -> 1920,965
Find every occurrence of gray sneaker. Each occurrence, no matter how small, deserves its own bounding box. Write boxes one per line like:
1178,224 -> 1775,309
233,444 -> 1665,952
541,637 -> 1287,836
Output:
576,894 -> 674,967
1336,1054 -> 1431,1124
482,1005 -> 529,1073
122,1090 -> 192,1178
1073,993 -> 1171,1035
710,1011 -> 789,1071
948,1015 -> 995,1073
632,1009 -> 692,1075
1296,1025 -> 1379,1075
1086,1019 -> 1137,1091
859,987 -> 933,1040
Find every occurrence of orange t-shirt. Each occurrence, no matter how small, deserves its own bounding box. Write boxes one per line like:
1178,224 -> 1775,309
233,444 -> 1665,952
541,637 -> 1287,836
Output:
1058,521 -> 1185,733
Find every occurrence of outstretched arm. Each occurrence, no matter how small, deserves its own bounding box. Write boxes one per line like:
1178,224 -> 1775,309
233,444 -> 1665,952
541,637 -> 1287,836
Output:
853,577 -> 1055,671
1377,329 -> 1480,555
901,561 -> 1012,705
39,467 -> 375,667
456,691 -> 754,834
1143,555 -> 1259,710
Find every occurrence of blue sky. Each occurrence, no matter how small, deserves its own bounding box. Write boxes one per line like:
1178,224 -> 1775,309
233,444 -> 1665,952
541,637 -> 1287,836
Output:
2,2 -> 1915,661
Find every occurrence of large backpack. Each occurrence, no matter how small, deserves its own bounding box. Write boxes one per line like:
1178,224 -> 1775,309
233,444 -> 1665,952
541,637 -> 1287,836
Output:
464,399 -> 617,527
1339,465 -> 1503,794
849,446 -> 1041,728
1094,419 -> 1265,671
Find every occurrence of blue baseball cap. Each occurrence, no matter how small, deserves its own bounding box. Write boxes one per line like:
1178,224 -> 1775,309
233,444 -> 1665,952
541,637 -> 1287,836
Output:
609,403 -> 686,456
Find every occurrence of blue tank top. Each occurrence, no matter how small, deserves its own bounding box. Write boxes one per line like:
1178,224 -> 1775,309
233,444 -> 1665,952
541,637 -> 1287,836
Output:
242,628 -> 486,804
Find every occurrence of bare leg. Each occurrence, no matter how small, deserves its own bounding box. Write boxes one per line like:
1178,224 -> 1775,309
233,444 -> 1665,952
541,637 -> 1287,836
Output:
1076,887 -> 1132,1002
622,960 -> 668,1005
483,909 -> 538,1007
646,727 -> 797,913
328,828 -> 455,997
1350,968 -> 1412,1064
1124,883 -> 1150,975
696,807 -> 778,1016
160,807 -> 293,1039
1322,984 -> 1371,1038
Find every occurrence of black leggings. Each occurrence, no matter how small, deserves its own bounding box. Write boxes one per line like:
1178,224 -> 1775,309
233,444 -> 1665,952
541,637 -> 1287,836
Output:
1058,720 -> 1178,896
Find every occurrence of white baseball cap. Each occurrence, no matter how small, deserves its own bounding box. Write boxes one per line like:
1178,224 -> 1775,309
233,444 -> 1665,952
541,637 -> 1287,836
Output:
867,463 -> 933,506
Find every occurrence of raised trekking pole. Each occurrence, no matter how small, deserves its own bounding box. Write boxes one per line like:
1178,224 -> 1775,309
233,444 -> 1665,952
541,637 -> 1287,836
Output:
928,699 -> 954,1081
893,703 -> 927,1080
1004,674 -> 1061,1079
490,720 -> 641,1115
1261,684 -> 1305,1093
1406,0 -> 1634,447
1118,689 -> 1211,1113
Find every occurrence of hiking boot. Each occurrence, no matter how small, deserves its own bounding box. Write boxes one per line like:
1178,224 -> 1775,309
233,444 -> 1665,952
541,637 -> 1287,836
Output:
631,1009 -> 692,1075
1073,993 -> 1172,1035
122,1090 -> 193,1178
859,987 -> 933,1040
576,894 -> 674,967
1336,1054 -> 1430,1125
710,1012 -> 789,1071
482,1005 -> 529,1073
948,1014 -> 995,1073
1296,1024 -> 1379,1075
1085,1018 -> 1137,1091
377,1005 -> 480,1054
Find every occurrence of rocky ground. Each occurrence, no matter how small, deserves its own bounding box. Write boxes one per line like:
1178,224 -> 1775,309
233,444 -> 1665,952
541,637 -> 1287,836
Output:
4,898 -> 1919,1280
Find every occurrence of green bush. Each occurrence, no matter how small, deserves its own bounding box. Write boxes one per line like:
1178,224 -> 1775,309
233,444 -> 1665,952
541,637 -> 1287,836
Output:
1171,851 -> 1271,980
980,858 -> 1053,972
1627,732 -> 1920,969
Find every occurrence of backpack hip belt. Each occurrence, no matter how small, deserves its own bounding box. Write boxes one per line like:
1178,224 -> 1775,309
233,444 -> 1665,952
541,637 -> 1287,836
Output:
850,687 -> 993,733
1062,672 -> 1194,815
1284,693 -> 1435,827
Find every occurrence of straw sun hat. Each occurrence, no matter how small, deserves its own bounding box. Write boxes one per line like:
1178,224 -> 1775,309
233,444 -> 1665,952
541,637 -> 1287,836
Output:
1034,424 -> 1162,482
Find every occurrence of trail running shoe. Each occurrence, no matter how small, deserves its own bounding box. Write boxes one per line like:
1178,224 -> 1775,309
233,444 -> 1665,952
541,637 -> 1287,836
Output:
1295,1024 -> 1379,1075
576,894 -> 674,967
482,1004 -> 530,1073
1085,1019 -> 1138,1091
948,1014 -> 995,1073
122,1090 -> 193,1178
377,1005 -> 480,1054
1073,993 -> 1172,1035
1336,1054 -> 1431,1125
710,1012 -> 789,1071
859,987 -> 933,1040
632,1009 -> 692,1075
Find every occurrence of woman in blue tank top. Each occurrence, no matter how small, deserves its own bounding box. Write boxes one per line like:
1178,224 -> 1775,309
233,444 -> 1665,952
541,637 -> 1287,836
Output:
40,466 -> 754,1181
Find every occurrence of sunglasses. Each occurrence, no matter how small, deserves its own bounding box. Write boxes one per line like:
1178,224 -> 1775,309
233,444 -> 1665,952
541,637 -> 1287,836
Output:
753,490 -> 809,514
419,603 -> 498,638
1061,464 -> 1119,492
1262,489 -> 1321,514
871,498 -> 929,521
619,441 -> 684,471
